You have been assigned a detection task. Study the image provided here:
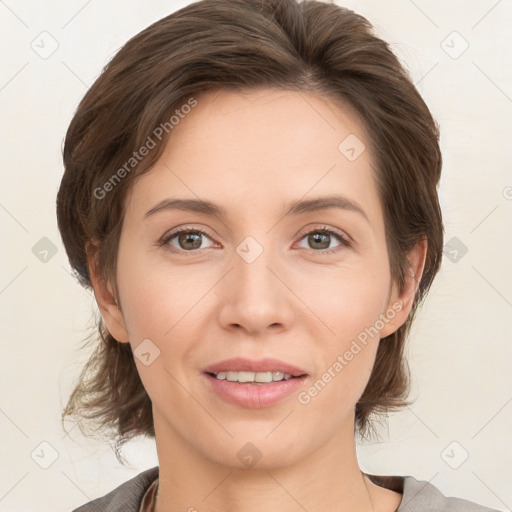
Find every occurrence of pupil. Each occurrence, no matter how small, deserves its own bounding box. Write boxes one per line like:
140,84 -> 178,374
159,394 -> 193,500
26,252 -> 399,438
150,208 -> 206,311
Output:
179,232 -> 202,250
310,232 -> 329,249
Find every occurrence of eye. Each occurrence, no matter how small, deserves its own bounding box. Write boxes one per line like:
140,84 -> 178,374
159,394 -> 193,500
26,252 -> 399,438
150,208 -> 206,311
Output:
161,227 -> 216,253
296,226 -> 351,254
159,225 -> 351,255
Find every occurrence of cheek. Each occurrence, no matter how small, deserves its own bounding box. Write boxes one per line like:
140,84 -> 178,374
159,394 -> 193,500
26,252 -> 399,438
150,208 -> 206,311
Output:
116,244 -> 209,342
115,254 -> 208,403
297,264 -> 390,399
302,260 -> 391,338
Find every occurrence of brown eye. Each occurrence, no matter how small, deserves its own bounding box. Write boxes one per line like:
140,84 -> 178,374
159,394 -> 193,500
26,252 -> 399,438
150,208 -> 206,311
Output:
307,232 -> 332,250
297,227 -> 350,254
163,228 -> 215,252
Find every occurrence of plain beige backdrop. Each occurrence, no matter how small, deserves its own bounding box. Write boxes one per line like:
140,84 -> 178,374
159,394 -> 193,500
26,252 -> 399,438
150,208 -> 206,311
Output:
0,0 -> 511,510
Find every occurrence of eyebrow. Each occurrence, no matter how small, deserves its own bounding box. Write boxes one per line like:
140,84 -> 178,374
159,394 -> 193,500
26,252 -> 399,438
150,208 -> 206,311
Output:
144,194 -> 369,223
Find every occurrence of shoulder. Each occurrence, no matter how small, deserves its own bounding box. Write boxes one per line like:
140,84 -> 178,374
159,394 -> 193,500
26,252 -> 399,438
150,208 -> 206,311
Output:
71,466 -> 159,512
398,475 -> 502,512
366,473 -> 501,511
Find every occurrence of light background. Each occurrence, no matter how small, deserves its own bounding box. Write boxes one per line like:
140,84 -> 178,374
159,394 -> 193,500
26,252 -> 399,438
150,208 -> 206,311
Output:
0,0 -> 511,510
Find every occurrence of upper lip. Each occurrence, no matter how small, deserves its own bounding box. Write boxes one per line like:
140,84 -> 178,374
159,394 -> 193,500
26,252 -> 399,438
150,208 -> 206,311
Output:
203,357 -> 308,377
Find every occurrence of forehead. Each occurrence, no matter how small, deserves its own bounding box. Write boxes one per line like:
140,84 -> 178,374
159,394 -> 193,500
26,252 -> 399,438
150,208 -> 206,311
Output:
169,87 -> 366,159
125,88 -> 382,229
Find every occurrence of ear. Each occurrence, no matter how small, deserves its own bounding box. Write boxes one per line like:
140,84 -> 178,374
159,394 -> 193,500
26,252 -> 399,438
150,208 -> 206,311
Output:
87,243 -> 130,343
379,238 -> 428,339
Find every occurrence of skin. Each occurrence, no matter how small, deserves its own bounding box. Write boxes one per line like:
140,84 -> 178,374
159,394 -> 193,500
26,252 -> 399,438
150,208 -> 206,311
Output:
90,88 -> 427,512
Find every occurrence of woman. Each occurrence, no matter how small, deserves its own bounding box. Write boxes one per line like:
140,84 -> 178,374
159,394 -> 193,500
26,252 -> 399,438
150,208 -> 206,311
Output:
57,0 -> 500,510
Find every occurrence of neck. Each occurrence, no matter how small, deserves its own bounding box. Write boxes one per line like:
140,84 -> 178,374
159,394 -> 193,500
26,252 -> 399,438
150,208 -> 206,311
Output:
152,410 -> 376,512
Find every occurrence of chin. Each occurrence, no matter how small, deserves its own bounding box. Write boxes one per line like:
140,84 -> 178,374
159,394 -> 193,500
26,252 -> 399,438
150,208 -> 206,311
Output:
201,433 -> 309,471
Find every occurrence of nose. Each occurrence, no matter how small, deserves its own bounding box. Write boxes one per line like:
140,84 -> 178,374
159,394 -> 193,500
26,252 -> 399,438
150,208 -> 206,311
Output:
217,241 -> 295,336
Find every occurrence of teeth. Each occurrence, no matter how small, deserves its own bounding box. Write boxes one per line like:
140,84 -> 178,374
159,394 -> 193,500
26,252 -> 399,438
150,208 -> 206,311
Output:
214,371 -> 293,383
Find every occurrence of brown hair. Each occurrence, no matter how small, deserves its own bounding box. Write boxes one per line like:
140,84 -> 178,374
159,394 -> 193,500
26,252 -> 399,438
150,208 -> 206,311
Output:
57,0 -> 443,459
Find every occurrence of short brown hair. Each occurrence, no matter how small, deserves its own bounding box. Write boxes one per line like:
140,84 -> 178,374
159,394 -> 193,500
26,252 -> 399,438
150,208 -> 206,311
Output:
57,0 -> 443,458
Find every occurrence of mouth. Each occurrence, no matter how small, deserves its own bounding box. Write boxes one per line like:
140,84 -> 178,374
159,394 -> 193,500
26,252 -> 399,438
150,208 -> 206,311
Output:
202,357 -> 308,381
205,370 -> 306,384
202,357 -> 309,407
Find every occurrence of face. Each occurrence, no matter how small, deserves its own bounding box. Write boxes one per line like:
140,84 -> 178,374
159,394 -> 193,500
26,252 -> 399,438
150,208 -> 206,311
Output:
95,88 -> 420,470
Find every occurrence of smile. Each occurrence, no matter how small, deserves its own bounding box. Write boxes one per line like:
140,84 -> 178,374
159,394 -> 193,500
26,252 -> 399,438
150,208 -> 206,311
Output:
210,371 -> 294,383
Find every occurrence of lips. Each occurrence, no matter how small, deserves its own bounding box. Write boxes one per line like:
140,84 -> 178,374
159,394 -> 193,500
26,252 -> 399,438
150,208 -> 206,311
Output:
202,357 -> 309,408
203,357 -> 308,377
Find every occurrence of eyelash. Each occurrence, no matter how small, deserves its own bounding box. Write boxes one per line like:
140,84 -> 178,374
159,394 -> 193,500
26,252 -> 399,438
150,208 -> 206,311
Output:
159,225 -> 352,255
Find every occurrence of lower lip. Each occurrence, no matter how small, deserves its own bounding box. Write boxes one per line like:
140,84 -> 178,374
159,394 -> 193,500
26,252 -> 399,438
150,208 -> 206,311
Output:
203,373 -> 308,408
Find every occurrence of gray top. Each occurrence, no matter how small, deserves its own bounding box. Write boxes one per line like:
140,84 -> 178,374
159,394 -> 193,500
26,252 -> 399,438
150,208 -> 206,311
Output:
72,466 -> 501,512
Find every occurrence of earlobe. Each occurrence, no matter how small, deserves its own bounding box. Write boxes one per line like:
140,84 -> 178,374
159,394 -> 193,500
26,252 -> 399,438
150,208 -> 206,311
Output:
379,238 -> 428,339
86,243 -> 130,343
